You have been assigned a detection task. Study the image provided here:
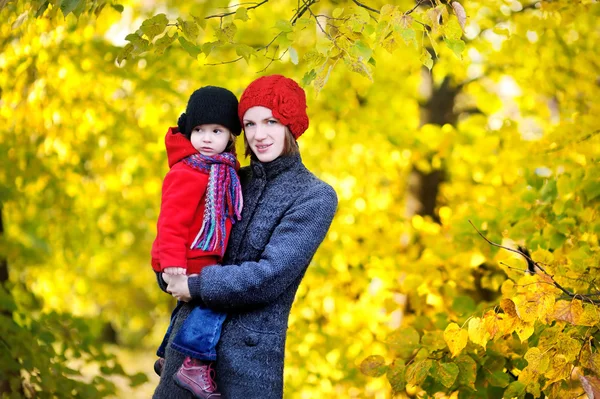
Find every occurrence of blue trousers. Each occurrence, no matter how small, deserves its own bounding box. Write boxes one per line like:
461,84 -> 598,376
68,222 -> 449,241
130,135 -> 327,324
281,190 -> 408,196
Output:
157,302 -> 226,361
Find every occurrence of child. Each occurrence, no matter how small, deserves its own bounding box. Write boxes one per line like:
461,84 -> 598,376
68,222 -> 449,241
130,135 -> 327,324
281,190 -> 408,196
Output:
151,86 -> 242,399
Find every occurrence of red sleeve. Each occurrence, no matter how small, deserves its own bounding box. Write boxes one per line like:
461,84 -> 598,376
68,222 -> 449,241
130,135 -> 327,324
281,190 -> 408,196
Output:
157,164 -> 207,270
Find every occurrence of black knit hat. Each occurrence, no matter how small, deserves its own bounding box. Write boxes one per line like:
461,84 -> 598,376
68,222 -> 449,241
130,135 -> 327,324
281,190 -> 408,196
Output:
177,86 -> 242,138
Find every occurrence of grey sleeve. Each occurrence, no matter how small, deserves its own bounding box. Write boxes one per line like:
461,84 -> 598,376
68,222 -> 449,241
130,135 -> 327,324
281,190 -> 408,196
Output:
187,184 -> 337,311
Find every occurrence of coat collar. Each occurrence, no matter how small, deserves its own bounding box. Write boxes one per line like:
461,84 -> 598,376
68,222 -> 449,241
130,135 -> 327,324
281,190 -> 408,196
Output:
251,153 -> 301,180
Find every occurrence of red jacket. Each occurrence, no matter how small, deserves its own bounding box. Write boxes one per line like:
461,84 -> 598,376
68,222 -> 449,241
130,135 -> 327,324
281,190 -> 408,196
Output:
151,127 -> 233,275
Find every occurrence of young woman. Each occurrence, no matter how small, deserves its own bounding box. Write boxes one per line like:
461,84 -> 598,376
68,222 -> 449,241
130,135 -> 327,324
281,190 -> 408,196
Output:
154,75 -> 337,399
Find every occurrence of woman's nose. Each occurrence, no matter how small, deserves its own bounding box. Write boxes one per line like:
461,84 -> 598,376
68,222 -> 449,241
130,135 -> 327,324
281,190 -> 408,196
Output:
254,125 -> 267,140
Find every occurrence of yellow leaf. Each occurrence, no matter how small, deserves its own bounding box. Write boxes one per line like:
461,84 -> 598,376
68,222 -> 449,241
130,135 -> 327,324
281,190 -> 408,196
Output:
443,323 -> 468,357
553,300 -> 577,324
575,302 -> 600,326
545,355 -> 571,384
513,295 -> 538,323
515,321 -> 535,342
468,317 -> 490,348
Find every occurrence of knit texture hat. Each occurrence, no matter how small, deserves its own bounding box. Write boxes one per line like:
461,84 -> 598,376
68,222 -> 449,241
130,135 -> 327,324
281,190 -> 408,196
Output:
238,75 -> 309,139
178,86 -> 242,138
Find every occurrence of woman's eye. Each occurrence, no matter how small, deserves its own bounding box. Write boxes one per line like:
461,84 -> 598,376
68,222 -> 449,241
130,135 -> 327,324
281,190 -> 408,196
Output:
267,119 -> 278,125
244,122 -> 254,127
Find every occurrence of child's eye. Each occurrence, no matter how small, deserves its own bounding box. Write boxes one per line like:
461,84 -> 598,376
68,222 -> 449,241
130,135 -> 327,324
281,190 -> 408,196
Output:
213,129 -> 222,134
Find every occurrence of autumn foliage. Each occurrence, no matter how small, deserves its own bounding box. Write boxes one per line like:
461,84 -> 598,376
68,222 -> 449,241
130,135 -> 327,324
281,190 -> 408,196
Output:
1,0 -> 599,398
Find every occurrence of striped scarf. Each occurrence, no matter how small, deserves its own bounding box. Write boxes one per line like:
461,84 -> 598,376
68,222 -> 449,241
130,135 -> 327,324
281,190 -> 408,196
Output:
183,152 -> 243,256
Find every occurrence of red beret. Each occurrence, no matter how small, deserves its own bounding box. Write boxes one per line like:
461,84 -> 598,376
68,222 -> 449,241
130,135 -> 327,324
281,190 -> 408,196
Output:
238,75 -> 309,139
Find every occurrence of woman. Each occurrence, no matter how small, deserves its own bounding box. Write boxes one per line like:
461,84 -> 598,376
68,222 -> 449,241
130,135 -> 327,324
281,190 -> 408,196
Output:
153,74 -> 338,399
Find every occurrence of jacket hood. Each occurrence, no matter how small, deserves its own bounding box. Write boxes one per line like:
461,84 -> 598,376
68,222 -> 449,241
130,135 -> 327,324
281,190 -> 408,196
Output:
165,127 -> 198,168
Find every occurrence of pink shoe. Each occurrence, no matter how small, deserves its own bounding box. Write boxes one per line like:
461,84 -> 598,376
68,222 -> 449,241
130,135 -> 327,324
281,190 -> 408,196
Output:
174,357 -> 221,399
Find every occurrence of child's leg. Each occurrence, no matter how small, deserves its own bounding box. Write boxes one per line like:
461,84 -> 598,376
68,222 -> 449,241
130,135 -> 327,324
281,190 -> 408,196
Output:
171,304 -> 226,361
171,305 -> 227,397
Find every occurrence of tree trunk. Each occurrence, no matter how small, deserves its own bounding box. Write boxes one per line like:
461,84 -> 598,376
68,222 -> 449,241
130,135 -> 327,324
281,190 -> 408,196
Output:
405,68 -> 459,222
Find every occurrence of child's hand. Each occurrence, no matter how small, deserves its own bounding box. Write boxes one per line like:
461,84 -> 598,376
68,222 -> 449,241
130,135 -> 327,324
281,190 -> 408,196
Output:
166,275 -> 192,302
163,267 -> 186,275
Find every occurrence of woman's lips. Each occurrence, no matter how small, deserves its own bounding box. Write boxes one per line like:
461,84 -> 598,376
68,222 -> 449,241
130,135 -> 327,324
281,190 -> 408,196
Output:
255,143 -> 272,153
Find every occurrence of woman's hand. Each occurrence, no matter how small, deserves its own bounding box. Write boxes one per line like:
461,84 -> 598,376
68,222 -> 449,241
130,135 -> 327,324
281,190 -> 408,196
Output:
166,274 -> 192,302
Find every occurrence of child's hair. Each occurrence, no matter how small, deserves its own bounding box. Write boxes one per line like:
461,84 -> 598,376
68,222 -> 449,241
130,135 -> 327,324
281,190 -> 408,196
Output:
244,126 -> 298,158
225,134 -> 237,154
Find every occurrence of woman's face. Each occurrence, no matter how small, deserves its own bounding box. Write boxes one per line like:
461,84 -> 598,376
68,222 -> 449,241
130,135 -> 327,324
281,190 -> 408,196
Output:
243,106 -> 286,163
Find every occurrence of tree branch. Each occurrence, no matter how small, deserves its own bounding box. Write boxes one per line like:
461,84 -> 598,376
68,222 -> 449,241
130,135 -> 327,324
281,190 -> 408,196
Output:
205,0 -> 269,19
352,0 -> 380,14
469,220 -> 600,305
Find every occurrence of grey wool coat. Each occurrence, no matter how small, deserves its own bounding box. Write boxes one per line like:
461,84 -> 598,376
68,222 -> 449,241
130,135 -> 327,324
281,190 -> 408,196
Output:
153,153 -> 338,399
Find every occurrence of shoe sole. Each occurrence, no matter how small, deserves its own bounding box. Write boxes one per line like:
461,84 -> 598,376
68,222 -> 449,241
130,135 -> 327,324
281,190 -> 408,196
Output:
173,373 -> 221,399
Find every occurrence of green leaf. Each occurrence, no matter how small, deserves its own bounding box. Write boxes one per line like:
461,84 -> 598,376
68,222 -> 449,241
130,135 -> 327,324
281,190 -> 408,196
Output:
455,355 -> 477,389
406,359 -> 433,386
504,381 -> 527,398
360,355 -> 388,377
304,50 -> 326,69
399,28 -> 417,45
452,296 -> 476,315
129,372 -> 148,387
444,38 -> 465,59
235,44 -> 254,63
0,285 -> 16,312
111,4 -> 124,13
355,6 -> 370,24
202,41 -> 218,57
178,18 -> 200,41
433,362 -> 459,388
443,16 -> 463,40
489,370 -> 511,387
386,360 -> 406,393
141,14 -> 168,41
60,0 -> 82,17
178,37 -> 201,58
192,15 -> 207,30
124,33 -> 150,53
350,40 -> 373,60
275,19 -> 293,33
216,22 -> 237,43
421,330 -> 447,351
333,8 -> 344,18
420,48 -> 433,70
116,43 -> 134,64
288,47 -> 299,65
35,1 -> 50,17
154,32 -> 178,55
235,7 -> 249,21
388,326 -> 420,359
302,69 -> 317,86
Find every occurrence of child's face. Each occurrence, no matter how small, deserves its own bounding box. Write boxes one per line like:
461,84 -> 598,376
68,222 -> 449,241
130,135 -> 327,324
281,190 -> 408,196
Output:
190,124 -> 231,156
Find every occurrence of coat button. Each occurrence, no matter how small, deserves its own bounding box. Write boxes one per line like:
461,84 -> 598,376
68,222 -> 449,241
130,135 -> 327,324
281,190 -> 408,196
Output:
244,335 -> 259,347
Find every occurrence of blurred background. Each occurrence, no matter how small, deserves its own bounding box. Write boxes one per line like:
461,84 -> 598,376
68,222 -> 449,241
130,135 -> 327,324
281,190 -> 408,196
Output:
1,0 -> 599,397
